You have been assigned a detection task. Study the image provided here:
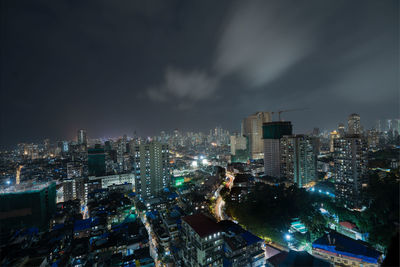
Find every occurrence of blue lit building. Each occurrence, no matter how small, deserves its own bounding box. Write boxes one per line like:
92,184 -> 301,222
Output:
312,231 -> 382,266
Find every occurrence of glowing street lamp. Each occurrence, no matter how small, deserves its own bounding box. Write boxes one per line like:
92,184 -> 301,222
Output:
285,234 -> 292,241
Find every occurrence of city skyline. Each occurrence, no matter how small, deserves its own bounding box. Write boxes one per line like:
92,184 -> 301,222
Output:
0,1 -> 398,266
1,0 -> 398,148
1,115 -> 399,149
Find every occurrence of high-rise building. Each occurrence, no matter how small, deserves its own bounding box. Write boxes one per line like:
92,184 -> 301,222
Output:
122,134 -> 128,153
367,129 -> 379,149
280,135 -> 318,187
88,145 -> 106,177
63,141 -> 69,152
263,121 -> 292,178
387,119 -> 400,136
181,213 -> 224,266
280,136 -> 295,180
230,134 -> 249,163
104,140 -> 113,151
22,143 -> 39,159
56,140 -> 69,153
338,123 -> 345,137
77,129 -> 87,145
347,114 -> 361,135
333,134 -> 368,209
329,130 -> 340,153
43,138 -> 50,155
242,112 -> 272,159
15,165 -> 23,185
375,120 -> 382,133
0,182 -> 56,231
63,178 -> 76,202
132,141 -> 170,199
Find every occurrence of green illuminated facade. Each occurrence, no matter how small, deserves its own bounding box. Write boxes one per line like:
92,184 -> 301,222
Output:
172,176 -> 185,187
262,121 -> 293,139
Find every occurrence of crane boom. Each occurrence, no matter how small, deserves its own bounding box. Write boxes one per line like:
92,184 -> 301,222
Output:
271,108 -> 308,121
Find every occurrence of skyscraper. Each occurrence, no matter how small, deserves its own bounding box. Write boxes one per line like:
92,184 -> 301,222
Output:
242,112 -> 272,159
329,130 -> 340,153
388,119 -> 400,135
88,145 -> 106,177
367,129 -> 379,149
333,134 -> 368,209
43,138 -> 50,155
132,141 -> 170,199
77,129 -> 87,145
338,123 -> 345,137
347,114 -> 361,135
262,121 -> 292,178
280,135 -> 318,187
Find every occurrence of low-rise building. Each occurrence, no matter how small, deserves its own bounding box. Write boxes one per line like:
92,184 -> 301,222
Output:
267,250 -> 330,267
336,221 -> 368,241
312,231 -> 382,267
89,173 -> 135,190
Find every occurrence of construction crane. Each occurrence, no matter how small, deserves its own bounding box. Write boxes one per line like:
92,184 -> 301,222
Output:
271,108 -> 308,121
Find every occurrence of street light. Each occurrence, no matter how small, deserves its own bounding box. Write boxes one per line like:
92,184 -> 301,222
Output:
285,234 -> 292,241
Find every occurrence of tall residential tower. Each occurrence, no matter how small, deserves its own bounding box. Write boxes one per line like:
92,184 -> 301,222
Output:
262,121 -> 292,178
348,114 -> 361,135
77,129 -> 87,145
132,141 -> 170,199
280,135 -> 318,187
333,134 -> 368,209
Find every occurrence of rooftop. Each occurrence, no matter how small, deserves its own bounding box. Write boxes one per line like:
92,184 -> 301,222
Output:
339,221 -> 358,231
272,251 -> 330,267
182,213 -> 222,238
312,231 -> 381,264
0,181 -> 54,195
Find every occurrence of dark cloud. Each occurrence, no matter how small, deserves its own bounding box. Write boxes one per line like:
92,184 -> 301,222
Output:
0,0 -> 398,147
215,0 -> 321,87
147,67 -> 219,108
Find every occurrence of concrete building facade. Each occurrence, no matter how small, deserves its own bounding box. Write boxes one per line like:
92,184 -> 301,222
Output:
242,112 -> 272,159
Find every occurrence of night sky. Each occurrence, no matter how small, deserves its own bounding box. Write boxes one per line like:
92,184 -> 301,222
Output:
1,0 -> 398,147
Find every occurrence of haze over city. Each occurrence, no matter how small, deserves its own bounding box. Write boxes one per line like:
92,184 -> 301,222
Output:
1,0 -> 398,147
